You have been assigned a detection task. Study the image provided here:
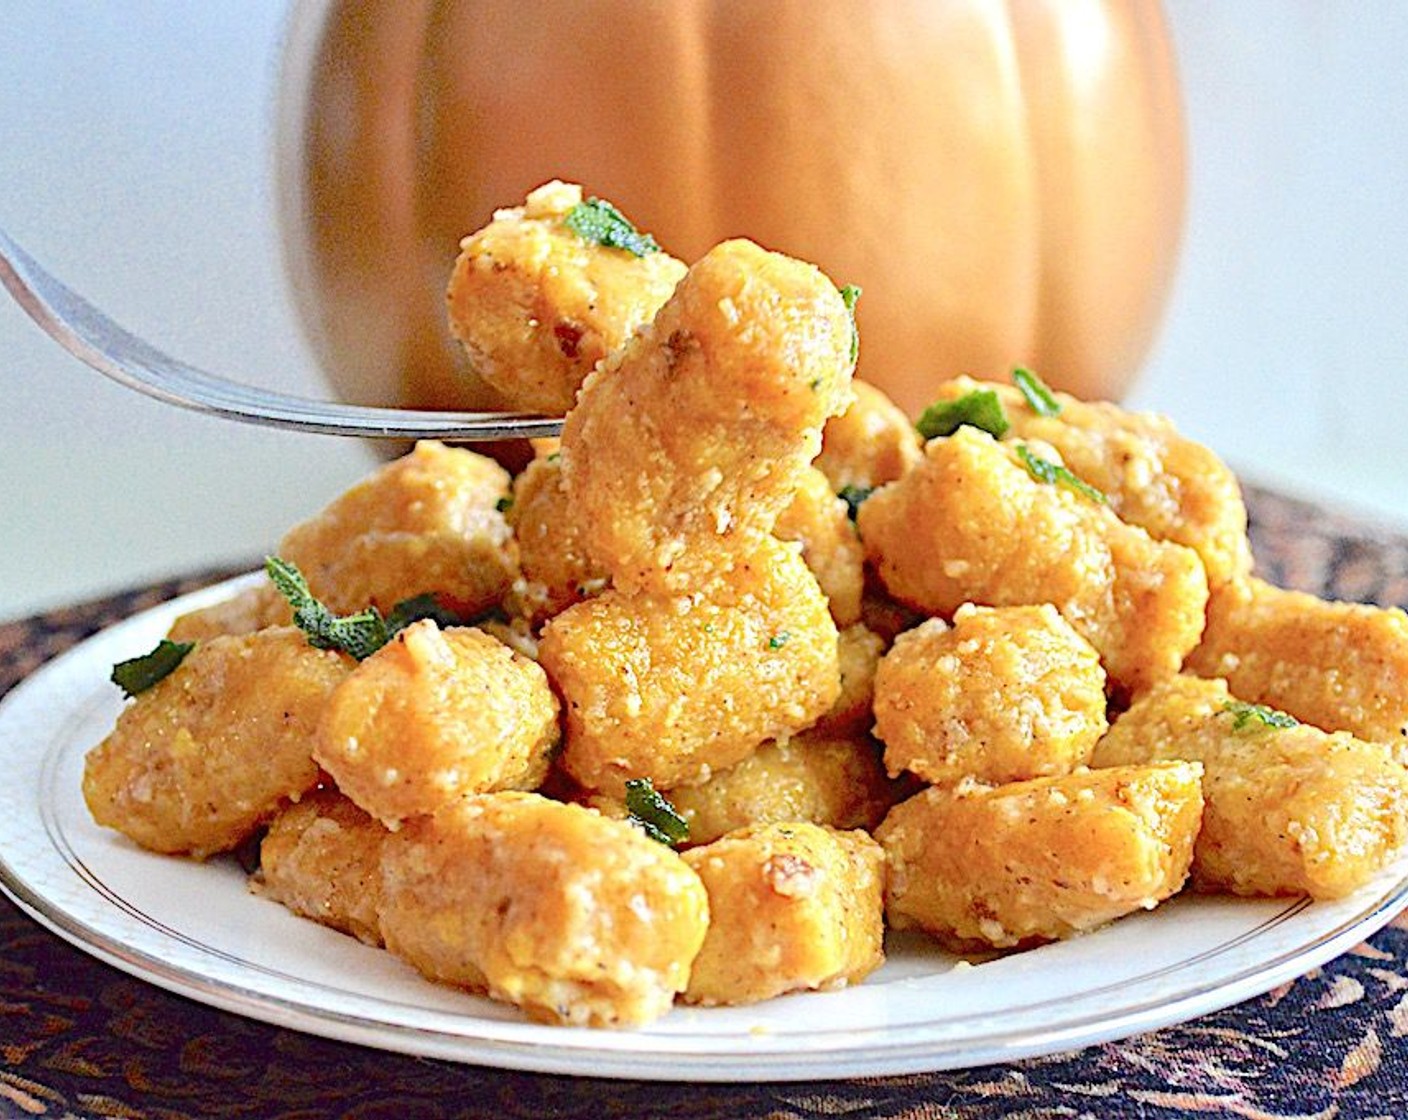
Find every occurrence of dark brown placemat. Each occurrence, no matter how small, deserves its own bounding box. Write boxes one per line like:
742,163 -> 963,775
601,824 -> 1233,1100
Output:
3,487 -> 1408,1119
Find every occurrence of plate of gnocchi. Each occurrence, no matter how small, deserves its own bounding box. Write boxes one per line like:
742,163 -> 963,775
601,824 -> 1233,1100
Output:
1,608 -> 1406,1081
6,182 -> 1408,1080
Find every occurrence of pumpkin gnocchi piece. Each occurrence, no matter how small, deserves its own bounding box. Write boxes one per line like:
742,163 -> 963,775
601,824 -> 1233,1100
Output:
877,762 -> 1203,952
814,378 -> 923,493
1092,674 -> 1408,899
504,450 -> 608,625
378,792 -> 709,1028
166,582 -> 289,643
253,787 -> 388,946
446,180 -> 688,414
857,426 -> 1209,695
1186,576 -> 1408,753
664,730 -> 901,847
925,376 -> 1252,588
83,627 -> 350,858
538,534 -> 840,795
809,622 -> 886,739
681,823 -> 885,1006
774,465 -> 865,627
315,621 -> 559,827
560,237 -> 856,591
278,440 -> 517,619
873,604 -> 1108,787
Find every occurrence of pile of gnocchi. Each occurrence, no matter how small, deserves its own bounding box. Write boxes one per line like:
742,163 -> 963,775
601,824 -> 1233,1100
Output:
82,182 -> 1408,1028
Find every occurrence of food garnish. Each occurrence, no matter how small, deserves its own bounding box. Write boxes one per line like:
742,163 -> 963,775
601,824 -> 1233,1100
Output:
1222,700 -> 1300,732
839,284 -> 862,365
564,197 -> 661,257
265,557 -> 475,661
1016,444 -> 1107,504
266,556 -> 390,660
110,638 -> 195,698
624,777 -> 690,846
838,484 -> 874,520
1013,367 -> 1062,417
915,388 -> 1010,440
383,593 -> 479,634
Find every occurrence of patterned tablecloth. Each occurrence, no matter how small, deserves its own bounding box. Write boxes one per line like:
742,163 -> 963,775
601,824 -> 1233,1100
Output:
3,485 -> 1408,1120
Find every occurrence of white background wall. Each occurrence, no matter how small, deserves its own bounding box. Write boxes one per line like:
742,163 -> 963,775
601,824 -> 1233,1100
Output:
0,4 -> 375,622
1128,2 -> 1408,525
2,2 -> 1406,621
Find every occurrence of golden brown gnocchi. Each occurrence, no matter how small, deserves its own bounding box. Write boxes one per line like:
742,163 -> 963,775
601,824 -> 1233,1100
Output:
806,621 -> 886,739
923,376 -> 1253,588
278,440 -> 517,619
378,792 -> 709,1027
315,621 -> 559,826
877,762 -> 1204,951
665,731 -> 900,846
682,823 -> 885,1006
774,465 -> 865,627
253,787 -> 388,946
1092,674 -> 1408,899
560,237 -> 855,591
873,604 -> 1107,786
503,450 -> 607,625
165,581 -> 288,642
538,534 -> 840,795
447,180 -> 687,414
814,378 -> 922,492
1187,576 -> 1408,752
84,627 -> 349,858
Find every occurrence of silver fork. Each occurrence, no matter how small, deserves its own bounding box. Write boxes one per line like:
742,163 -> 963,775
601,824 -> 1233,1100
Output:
0,226 -> 565,441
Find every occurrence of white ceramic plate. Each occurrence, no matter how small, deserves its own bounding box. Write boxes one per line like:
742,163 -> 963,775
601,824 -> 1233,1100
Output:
3,575 -> 1407,1082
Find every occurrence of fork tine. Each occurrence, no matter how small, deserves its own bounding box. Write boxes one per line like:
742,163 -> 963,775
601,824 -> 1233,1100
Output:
0,226 -> 564,441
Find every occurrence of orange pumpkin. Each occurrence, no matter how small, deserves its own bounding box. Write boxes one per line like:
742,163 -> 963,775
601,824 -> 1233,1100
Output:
278,0 -> 1185,417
